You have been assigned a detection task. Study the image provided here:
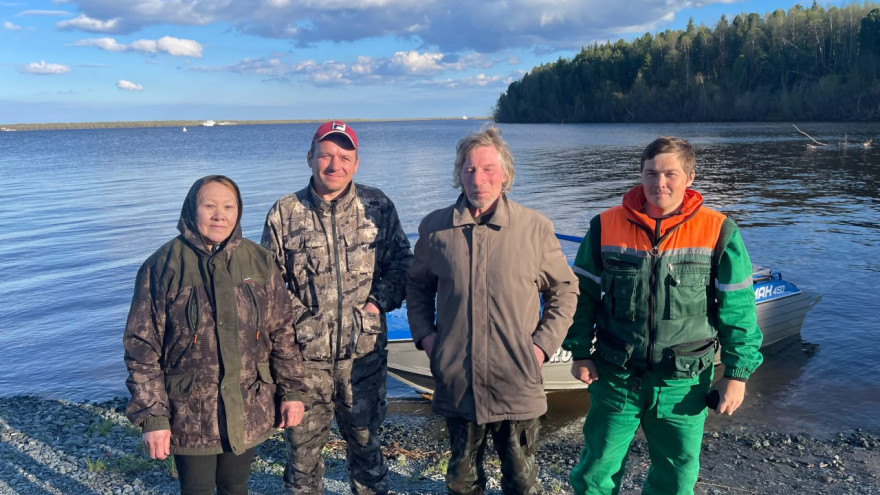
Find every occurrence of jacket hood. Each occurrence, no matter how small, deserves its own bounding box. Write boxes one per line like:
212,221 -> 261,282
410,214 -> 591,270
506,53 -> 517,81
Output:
177,175 -> 243,254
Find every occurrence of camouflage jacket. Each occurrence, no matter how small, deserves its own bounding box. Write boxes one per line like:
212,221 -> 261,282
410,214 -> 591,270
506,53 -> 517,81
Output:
124,176 -> 306,456
262,181 -> 412,362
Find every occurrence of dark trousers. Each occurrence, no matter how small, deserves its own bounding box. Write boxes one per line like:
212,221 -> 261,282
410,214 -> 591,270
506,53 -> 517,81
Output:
174,448 -> 255,495
445,417 -> 541,495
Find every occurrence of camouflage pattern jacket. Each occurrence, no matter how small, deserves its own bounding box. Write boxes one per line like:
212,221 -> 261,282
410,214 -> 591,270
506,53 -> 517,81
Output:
124,177 -> 306,456
262,181 -> 412,362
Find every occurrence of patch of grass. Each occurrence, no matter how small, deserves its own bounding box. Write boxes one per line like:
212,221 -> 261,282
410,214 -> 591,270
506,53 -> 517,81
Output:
548,478 -> 565,494
396,454 -> 408,466
115,454 -> 154,474
84,458 -> 108,474
86,419 -> 115,437
420,453 -> 450,478
550,462 -> 564,475
121,421 -> 142,436
159,456 -> 178,478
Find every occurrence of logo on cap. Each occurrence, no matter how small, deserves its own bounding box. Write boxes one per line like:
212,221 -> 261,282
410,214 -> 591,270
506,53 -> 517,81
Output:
332,122 -> 346,132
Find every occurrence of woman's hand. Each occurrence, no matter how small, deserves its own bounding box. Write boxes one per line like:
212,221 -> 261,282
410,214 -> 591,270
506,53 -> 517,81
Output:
142,429 -> 171,460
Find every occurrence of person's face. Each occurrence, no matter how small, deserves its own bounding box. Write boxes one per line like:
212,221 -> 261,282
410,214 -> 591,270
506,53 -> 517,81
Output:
308,136 -> 359,201
461,145 -> 508,213
195,181 -> 238,248
641,152 -> 695,217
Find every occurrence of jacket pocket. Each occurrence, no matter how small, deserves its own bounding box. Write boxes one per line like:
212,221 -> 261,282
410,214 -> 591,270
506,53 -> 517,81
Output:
601,261 -> 638,322
352,307 -> 384,356
665,338 -> 717,379
244,363 -> 276,438
593,329 -> 634,369
249,362 -> 276,402
667,263 -> 710,319
343,228 -> 378,274
165,372 -> 197,436
283,234 -> 326,277
295,311 -> 332,361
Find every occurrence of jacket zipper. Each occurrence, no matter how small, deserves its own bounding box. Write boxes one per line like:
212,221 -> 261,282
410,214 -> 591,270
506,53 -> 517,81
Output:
186,290 -> 200,346
245,283 -> 261,342
647,219 -> 661,371
330,202 -> 344,359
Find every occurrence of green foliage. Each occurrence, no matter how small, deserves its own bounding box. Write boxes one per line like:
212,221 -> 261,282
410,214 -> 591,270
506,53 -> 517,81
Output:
160,456 -> 178,479
548,478 -> 565,494
84,458 -> 108,473
420,453 -> 450,478
115,454 -> 154,474
86,419 -> 115,437
494,1 -> 880,122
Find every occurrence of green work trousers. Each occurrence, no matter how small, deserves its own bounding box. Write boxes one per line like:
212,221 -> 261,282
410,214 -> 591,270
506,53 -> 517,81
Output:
569,364 -> 712,495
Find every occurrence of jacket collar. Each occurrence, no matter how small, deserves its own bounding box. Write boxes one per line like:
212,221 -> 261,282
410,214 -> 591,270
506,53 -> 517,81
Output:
452,193 -> 511,228
621,185 -> 703,237
306,178 -> 357,213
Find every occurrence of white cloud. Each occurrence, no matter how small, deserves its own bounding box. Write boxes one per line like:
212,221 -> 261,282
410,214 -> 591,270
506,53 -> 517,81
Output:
18,10 -> 71,16
156,36 -> 202,57
58,14 -> 121,33
129,39 -> 157,53
117,79 -> 143,91
3,20 -> 22,30
20,60 -> 71,75
73,37 -> 126,51
58,0 -> 722,52
73,36 -> 203,57
192,48 -> 503,87
390,50 -> 444,74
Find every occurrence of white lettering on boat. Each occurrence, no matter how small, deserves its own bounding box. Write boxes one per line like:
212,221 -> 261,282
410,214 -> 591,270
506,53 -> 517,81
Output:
549,347 -> 572,363
755,284 -> 786,300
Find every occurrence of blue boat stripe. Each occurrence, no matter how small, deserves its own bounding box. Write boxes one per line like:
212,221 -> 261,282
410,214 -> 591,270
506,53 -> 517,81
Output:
573,265 -> 600,284
715,278 -> 752,292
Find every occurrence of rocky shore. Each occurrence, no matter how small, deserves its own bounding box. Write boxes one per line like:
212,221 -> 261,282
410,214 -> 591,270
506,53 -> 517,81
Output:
0,395 -> 877,495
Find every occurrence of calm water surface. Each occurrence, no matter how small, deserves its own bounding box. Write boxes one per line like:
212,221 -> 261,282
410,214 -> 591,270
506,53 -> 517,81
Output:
1,120 -> 878,435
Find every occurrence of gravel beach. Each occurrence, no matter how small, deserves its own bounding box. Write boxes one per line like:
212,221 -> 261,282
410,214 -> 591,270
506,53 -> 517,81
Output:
0,395 -> 877,495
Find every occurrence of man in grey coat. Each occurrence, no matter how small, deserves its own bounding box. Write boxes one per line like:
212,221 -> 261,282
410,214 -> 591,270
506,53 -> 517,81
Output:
406,126 -> 578,495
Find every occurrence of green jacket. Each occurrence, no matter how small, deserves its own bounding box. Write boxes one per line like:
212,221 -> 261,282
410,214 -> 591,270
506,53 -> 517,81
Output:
124,176 -> 306,456
563,186 -> 763,380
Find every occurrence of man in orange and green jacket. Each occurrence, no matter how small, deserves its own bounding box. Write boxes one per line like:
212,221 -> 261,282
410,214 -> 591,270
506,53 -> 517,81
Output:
563,136 -> 763,495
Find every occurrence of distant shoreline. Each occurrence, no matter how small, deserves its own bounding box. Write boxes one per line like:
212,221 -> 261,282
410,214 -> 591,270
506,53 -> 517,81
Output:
0,117 -> 490,132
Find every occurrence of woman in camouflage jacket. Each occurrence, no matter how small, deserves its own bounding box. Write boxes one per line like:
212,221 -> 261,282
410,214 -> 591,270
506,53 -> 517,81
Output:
123,175 -> 306,495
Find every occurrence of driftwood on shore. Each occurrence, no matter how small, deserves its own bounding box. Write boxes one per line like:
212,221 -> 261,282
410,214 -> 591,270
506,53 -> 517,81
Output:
794,123 -> 872,149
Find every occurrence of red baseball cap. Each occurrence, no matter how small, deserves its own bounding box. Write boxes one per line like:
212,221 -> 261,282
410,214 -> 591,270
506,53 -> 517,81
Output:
312,121 -> 358,149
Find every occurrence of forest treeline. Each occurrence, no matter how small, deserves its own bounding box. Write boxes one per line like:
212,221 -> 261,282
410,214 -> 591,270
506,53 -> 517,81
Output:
493,2 -> 880,123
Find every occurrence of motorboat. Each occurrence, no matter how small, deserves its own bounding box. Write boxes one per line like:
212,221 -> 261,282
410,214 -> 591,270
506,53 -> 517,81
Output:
386,235 -> 822,394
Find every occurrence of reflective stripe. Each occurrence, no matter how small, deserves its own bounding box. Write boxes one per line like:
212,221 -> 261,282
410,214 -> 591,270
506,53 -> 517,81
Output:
573,265 -> 601,284
715,278 -> 752,292
601,245 -> 713,258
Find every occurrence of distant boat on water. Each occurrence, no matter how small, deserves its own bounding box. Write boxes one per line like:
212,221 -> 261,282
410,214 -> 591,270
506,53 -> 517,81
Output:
201,120 -> 216,127
182,127 -> 187,132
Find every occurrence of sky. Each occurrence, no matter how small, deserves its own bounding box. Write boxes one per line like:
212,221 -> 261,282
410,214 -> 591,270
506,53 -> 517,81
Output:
2,0 -> 817,124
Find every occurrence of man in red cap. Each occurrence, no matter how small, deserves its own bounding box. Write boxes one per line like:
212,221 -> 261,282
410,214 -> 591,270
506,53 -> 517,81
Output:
262,121 -> 413,495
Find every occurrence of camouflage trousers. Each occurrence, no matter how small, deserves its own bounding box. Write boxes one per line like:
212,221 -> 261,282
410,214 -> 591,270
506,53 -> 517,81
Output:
283,350 -> 389,495
445,416 -> 542,495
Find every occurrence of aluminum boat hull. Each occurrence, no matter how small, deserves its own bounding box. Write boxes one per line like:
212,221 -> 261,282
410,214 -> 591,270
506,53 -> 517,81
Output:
386,267 -> 821,394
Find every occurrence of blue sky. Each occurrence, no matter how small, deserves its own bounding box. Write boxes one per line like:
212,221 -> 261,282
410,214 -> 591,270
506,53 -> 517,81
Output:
2,0 -> 813,124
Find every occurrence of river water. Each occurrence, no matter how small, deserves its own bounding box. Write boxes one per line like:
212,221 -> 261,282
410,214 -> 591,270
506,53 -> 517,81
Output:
1,120 -> 878,435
